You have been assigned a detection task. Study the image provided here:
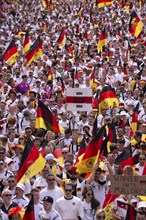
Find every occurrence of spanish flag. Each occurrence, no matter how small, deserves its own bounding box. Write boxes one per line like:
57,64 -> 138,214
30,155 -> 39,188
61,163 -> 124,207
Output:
131,103 -> 139,133
35,100 -> 60,133
129,11 -> 143,37
16,138 -> 45,184
3,40 -> 18,65
57,30 -> 66,48
25,36 -> 42,65
97,0 -> 112,8
98,30 -> 107,52
23,31 -> 30,54
98,85 -> 119,113
23,198 -> 35,220
76,126 -> 106,174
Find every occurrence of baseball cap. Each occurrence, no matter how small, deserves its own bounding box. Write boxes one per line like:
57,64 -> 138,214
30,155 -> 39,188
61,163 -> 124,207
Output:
43,196 -> 53,204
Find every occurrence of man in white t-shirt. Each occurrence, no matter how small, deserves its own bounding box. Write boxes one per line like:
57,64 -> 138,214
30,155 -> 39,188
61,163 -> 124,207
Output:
40,173 -> 64,208
55,182 -> 84,220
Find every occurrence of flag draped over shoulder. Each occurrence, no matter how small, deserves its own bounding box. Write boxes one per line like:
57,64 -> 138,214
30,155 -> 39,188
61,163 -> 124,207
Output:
35,100 -> 60,133
129,11 -> 143,37
76,126 -> 106,174
16,138 -> 45,184
98,85 -> 119,113
125,204 -> 137,220
97,0 -> 112,8
25,36 -> 42,66
23,198 -> 35,220
2,40 -> 18,65
98,30 -> 107,52
57,30 -> 66,48
23,31 -> 30,54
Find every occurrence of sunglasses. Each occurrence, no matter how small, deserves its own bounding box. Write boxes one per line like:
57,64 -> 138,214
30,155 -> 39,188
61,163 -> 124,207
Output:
62,152 -> 68,154
96,216 -> 105,219
8,180 -> 15,183
65,189 -> 72,192
47,179 -> 55,181
3,194 -> 12,197
139,158 -> 145,161
19,138 -> 24,140
87,193 -> 93,196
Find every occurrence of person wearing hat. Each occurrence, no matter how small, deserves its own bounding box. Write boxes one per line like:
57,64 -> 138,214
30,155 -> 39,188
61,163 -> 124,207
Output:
12,183 -> 29,209
39,195 -> 61,220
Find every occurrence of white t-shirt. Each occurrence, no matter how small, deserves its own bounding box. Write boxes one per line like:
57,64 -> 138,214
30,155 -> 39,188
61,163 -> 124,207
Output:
55,196 -> 84,220
40,186 -> 64,208
39,208 -> 62,220
82,200 -> 96,220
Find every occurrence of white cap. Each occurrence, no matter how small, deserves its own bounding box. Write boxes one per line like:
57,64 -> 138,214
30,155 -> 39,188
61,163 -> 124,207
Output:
45,153 -> 56,161
137,201 -> 146,209
120,111 -> 127,116
16,183 -> 25,192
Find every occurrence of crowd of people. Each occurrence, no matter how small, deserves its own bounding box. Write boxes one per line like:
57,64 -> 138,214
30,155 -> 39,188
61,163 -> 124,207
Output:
0,0 -> 146,219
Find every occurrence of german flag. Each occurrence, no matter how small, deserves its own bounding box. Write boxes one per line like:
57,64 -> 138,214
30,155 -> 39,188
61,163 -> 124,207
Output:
48,67 -> 53,80
103,189 -> 119,219
98,85 -> 119,113
129,11 -> 143,37
102,121 -> 117,156
98,30 -> 107,52
23,198 -> 35,220
125,204 -> 136,220
3,40 -> 18,65
131,103 -> 139,133
16,138 -> 45,184
48,0 -> 53,11
35,99 -> 60,133
42,0 -> 48,8
17,31 -> 26,36
76,126 -> 106,174
75,138 -> 87,165
142,163 -> 146,175
25,36 -> 42,66
23,31 -> 30,54
97,0 -> 112,8
57,30 -> 66,48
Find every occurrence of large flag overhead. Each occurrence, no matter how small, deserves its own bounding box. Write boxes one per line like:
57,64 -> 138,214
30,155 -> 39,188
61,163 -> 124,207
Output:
25,36 -> 42,66
16,138 -> 45,184
2,40 -> 18,65
129,11 -> 143,37
98,30 -> 107,52
57,30 -> 66,48
23,198 -> 35,220
35,100 -> 60,133
76,126 -> 106,174
97,0 -> 112,8
98,85 -> 119,113
23,31 -> 30,54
